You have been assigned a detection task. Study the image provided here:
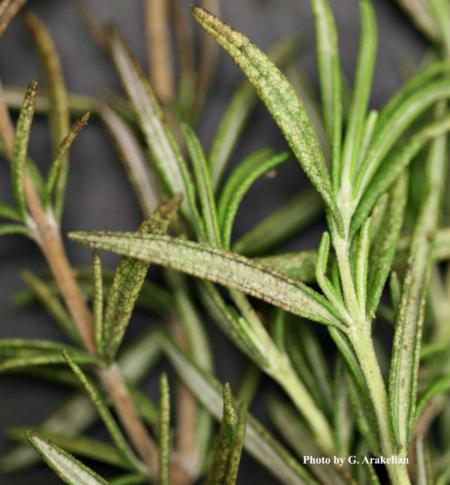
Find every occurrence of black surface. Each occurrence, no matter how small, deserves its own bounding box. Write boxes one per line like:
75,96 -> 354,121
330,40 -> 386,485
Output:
0,1 -> 426,483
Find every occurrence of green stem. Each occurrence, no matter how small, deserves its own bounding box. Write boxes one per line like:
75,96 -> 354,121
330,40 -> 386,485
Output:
350,327 -> 411,485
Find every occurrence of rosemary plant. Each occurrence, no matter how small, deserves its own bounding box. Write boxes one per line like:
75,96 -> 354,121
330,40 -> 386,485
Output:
2,0 -> 450,484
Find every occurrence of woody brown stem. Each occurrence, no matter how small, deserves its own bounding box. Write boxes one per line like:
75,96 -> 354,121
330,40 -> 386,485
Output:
0,88 -> 159,480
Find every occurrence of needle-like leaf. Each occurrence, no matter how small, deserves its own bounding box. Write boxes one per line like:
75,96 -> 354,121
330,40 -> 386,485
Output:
26,430 -> 108,485
193,6 -> 343,232
100,105 -> 160,216
233,189 -> 322,256
389,106 -> 447,451
158,373 -> 170,485
367,172 -> 408,314
108,29 -> 201,229
44,113 -> 90,209
208,36 -> 299,188
62,351 -> 144,472
25,12 -> 70,219
69,232 -> 342,328
218,149 -> 289,248
182,123 -> 221,245
160,335 -> 316,485
101,196 -> 181,362
11,80 -> 37,221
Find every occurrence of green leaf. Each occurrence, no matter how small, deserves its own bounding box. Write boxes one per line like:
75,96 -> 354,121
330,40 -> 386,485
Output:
12,80 -> 37,221
62,350 -> 144,472
0,340 -> 97,372
26,430 -> 108,485
21,270 -> 78,342
340,0 -> 377,184
389,107 -> 447,452
208,35 -> 299,188
354,80 -> 450,204
25,12 -> 70,219
100,104 -> 160,216
351,115 -> 450,235
354,217 -> 371,315
310,0 -> 343,189
193,6 -> 343,232
101,196 -> 181,362
10,428 -> 130,469
0,203 -> 22,222
108,29 -> 201,227
44,113 -> 90,209
158,373 -> 170,485
233,189 -> 322,256
182,122 -> 221,245
0,329 -> 162,473
415,375 -> 450,425
218,149 -> 289,248
0,224 -> 31,237
69,232 -> 342,328
367,172 -> 408,314
160,335 -> 316,485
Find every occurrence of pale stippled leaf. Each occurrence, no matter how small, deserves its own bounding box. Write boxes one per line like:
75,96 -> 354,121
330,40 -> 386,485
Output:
160,335 -> 316,485
100,105 -> 160,216
206,384 -> 237,485
101,196 -> 180,362
340,0 -> 377,184
158,373 -> 170,485
22,270 -> 77,341
353,80 -> 450,204
108,29 -> 200,227
233,189 -> 322,256
351,115 -> 450,235
91,252 -> 103,354
367,173 -> 408,314
256,251 -> 317,283
69,232 -> 342,328
11,428 -> 129,469
225,403 -> 247,485
310,0 -> 343,182
25,13 -> 70,219
193,7 -> 343,232
182,123 -> 221,245
218,149 -> 289,248
44,113 -> 90,209
209,36 -> 299,188
389,108 -> 447,452
62,351 -> 144,472
26,430 -> 108,485
11,80 -> 37,221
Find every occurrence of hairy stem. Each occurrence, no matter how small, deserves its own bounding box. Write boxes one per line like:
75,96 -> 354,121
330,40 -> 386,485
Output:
350,326 -> 411,485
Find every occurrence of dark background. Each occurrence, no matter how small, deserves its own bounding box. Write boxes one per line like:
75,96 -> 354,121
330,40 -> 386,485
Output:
0,0 -> 426,483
